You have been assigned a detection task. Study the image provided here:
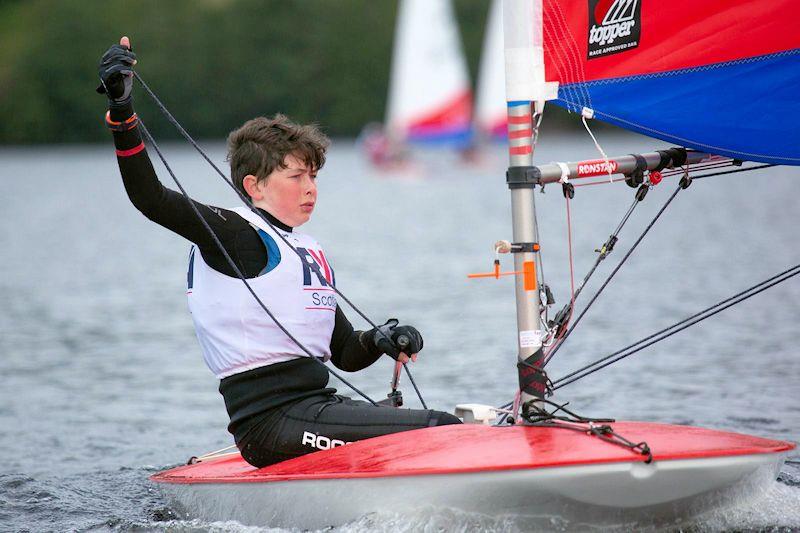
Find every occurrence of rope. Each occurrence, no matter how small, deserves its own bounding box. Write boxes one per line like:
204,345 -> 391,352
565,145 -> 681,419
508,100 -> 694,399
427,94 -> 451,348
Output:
544,184 -> 684,366
137,120 -> 378,405
519,399 -> 652,462
685,164 -> 775,180
403,363 -> 428,409
553,262 -> 800,390
581,112 -> 614,182
186,444 -> 240,464
566,196 -> 576,316
133,72 -> 427,407
520,398 -> 614,425
575,194 -> 638,303
532,192 -> 547,310
544,194 -> 577,356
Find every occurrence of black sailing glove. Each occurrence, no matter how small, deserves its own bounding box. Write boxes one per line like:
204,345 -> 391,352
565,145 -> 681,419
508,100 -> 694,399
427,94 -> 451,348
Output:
96,43 -> 137,106
371,319 -> 424,360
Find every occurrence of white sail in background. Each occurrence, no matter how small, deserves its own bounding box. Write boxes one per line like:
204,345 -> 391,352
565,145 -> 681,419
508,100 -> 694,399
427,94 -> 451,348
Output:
385,0 -> 472,145
475,0 -> 507,139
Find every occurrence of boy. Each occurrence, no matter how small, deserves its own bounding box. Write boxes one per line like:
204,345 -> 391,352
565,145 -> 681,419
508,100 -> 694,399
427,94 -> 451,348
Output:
98,37 -> 460,467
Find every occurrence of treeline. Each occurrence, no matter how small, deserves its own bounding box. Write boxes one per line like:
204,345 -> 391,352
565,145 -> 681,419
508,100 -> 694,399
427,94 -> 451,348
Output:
0,0 -> 490,144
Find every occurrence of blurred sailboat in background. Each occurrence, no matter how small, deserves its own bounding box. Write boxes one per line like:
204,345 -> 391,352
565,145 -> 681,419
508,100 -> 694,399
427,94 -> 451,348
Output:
361,0 -> 473,169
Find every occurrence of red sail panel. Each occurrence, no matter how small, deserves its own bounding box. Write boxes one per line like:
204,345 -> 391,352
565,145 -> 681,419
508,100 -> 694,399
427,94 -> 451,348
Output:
542,0 -> 800,83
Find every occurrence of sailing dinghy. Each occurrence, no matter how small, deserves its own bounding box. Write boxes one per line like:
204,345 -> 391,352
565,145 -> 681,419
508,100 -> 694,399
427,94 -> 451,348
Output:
362,0 -> 473,167
153,423 -> 791,529
385,0 -> 472,146
153,0 -> 798,528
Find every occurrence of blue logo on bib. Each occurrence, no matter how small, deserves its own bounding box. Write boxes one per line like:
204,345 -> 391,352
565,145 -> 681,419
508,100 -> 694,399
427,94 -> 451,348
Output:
297,247 -> 335,287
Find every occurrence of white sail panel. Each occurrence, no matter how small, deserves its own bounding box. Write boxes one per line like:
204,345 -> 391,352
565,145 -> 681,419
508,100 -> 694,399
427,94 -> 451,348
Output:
476,0 -> 507,138
503,0 -> 558,104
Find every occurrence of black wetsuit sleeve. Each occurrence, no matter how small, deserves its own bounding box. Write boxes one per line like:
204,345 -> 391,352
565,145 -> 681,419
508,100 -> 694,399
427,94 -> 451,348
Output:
329,307 -> 383,371
109,102 -> 266,278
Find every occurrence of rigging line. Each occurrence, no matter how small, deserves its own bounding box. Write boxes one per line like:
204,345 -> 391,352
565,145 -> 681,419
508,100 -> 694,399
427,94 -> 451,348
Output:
685,164 -> 775,180
545,194 -> 577,356
574,176 -> 629,188
554,262 -> 800,386
552,263 -> 800,390
493,401 -> 514,426
543,184 -> 684,367
519,399 -> 652,462
660,161 -> 733,177
402,363 -> 427,409
136,119 -> 378,406
545,194 -> 647,359
133,72 -> 426,407
574,195 -> 638,303
581,114 -> 613,182
566,196 -> 576,307
611,197 -> 639,237
532,192 -> 546,292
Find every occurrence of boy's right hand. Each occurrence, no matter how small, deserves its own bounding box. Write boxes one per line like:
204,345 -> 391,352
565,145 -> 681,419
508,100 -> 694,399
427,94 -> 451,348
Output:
371,319 -> 423,363
97,36 -> 137,105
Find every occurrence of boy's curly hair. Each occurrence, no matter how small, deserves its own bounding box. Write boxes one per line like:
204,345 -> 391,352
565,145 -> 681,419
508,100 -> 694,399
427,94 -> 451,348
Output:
227,114 -> 329,196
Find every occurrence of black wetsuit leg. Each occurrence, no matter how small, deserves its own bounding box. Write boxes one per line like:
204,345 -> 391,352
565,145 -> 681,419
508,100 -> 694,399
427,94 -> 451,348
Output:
238,394 -> 462,468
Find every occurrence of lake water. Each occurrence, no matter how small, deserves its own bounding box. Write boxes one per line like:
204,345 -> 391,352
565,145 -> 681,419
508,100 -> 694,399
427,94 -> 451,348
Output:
1,132 -> 798,532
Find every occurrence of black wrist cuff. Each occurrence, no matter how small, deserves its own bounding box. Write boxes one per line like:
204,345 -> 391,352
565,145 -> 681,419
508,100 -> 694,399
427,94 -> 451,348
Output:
108,98 -> 134,122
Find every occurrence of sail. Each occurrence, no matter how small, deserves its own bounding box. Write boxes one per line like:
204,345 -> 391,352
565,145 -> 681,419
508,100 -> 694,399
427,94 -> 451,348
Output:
385,0 -> 472,145
535,0 -> 800,165
475,0 -> 507,139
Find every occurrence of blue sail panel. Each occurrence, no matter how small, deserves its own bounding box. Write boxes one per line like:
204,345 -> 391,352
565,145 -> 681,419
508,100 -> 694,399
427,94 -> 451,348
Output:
554,50 -> 800,165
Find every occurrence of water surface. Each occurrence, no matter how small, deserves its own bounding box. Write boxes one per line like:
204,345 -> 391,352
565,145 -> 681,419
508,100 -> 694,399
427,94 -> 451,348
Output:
1,135 -> 798,531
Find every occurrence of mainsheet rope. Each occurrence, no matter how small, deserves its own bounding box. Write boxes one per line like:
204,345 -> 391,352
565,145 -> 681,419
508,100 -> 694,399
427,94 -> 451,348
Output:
133,72 -> 427,408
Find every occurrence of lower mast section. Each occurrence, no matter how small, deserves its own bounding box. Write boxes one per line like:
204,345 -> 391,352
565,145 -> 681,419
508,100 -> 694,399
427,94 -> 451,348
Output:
506,101 -> 547,411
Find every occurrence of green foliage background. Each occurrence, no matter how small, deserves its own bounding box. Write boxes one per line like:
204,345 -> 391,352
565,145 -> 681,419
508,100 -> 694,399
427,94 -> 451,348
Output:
0,0 -> 491,143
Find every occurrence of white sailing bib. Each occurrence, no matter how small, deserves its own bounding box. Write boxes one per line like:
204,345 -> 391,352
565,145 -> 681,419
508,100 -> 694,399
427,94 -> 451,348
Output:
187,207 -> 337,379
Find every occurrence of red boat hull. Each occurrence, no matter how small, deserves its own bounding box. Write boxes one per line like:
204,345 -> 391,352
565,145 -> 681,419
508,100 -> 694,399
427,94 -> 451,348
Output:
151,422 -> 793,528
153,421 -> 793,484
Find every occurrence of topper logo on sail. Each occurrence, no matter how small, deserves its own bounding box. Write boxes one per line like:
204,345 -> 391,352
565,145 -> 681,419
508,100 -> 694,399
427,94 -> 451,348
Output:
587,0 -> 641,59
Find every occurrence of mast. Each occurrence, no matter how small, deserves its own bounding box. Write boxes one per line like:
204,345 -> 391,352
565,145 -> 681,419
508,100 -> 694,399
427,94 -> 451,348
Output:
502,0 -> 558,410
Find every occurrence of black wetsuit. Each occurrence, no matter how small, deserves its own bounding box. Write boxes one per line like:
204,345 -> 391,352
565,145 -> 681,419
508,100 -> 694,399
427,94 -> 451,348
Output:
108,102 -> 460,467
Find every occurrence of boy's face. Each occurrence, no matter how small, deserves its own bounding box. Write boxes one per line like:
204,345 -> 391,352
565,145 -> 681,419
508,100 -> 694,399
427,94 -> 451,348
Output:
250,153 -> 317,227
